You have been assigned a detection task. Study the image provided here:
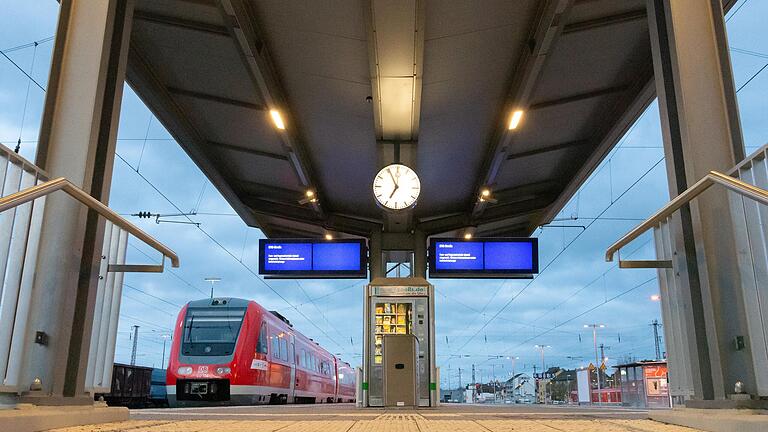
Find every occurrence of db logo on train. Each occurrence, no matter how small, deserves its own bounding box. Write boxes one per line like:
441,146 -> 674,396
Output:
197,366 -> 209,375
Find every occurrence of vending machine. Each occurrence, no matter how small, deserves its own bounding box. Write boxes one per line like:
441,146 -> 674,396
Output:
363,277 -> 436,407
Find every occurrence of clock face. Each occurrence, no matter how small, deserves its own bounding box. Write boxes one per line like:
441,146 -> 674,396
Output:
373,164 -> 421,210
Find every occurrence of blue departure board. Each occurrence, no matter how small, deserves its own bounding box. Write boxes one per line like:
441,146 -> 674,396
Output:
433,241 -> 484,270
259,239 -> 366,278
429,238 -> 538,277
262,242 -> 312,271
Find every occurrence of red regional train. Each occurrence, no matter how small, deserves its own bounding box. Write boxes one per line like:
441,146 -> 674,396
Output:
166,297 -> 356,406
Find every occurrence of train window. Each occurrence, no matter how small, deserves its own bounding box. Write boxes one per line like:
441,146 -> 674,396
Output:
256,322 -> 267,354
271,334 -> 279,359
279,338 -> 288,362
181,307 -> 245,357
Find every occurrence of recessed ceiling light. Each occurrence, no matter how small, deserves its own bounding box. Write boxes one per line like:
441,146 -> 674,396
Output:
270,109 -> 286,130
508,110 -> 524,130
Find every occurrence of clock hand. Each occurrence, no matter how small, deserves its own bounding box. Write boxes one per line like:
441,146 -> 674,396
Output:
389,184 -> 398,199
388,168 -> 397,186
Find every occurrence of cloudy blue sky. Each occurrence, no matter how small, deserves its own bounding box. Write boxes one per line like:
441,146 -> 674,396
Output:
1,1 -> 767,393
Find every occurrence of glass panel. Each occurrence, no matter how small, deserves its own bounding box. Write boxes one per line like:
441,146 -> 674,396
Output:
271,334 -> 279,359
373,302 -> 412,364
280,338 -> 288,361
256,322 -> 268,354
181,307 -> 245,356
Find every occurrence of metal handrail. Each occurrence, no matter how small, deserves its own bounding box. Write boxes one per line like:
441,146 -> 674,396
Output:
0,177 -> 179,267
605,170 -> 768,262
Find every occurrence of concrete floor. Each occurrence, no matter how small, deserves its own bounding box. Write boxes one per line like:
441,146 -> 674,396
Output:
47,404 -> 704,432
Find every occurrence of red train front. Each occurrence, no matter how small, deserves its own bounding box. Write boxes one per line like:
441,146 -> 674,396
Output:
166,297 -> 355,406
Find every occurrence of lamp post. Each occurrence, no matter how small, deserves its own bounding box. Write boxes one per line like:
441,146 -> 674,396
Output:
534,345 -> 550,404
584,324 -> 605,404
507,356 -> 519,397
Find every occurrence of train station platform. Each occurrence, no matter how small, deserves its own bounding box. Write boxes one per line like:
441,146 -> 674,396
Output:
43,404 -> 701,432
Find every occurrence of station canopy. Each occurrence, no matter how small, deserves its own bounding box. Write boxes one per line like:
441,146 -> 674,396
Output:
125,0 -> 693,238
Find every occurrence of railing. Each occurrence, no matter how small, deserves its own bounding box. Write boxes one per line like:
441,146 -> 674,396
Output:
605,171 -> 768,263
605,143 -> 768,400
0,143 -> 179,393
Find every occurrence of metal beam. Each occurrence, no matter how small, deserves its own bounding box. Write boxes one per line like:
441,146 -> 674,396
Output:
528,85 -> 630,111
236,180 -> 302,202
562,9 -> 647,34
218,0 -> 325,220
207,141 -> 288,161
167,86 -> 264,111
506,140 -> 590,160
539,67 -> 655,225
471,0 -> 575,219
132,10 -> 230,37
125,46 -> 271,234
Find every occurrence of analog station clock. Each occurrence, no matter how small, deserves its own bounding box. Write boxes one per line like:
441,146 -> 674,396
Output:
373,164 -> 421,210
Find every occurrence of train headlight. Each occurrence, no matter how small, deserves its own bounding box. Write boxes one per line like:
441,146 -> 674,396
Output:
216,367 -> 231,375
177,366 -> 193,375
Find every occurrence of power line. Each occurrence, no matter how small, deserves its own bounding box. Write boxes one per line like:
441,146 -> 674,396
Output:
127,242 -> 208,296
0,50 -> 45,91
726,0 -> 750,23
122,282 -> 182,309
1,35 -> 54,53
113,152 -> 347,351
736,62 -> 768,93
122,292 -> 175,316
450,156 -> 665,356
501,277 -> 658,358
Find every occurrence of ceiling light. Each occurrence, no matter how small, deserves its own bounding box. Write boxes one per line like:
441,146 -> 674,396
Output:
270,109 -> 286,130
325,233 -> 333,240
508,110 -> 524,130
305,190 -> 315,198
464,233 -> 472,239
481,188 -> 491,197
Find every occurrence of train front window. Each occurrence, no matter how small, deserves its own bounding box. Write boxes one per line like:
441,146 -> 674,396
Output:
181,307 -> 246,357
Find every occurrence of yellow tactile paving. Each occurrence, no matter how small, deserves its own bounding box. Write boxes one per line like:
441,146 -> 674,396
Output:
49,417 -> 706,432
604,419 -> 707,432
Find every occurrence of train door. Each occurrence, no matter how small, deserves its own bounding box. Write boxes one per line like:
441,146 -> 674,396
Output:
289,334 -> 296,403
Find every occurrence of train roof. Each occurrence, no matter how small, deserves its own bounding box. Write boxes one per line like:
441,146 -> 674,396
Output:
186,297 -> 250,308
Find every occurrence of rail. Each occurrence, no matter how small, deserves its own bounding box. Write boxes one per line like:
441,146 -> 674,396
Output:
605,170 -> 768,263
0,176 -> 179,268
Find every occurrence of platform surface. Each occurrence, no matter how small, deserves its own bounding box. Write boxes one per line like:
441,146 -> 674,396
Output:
47,403 -> 707,432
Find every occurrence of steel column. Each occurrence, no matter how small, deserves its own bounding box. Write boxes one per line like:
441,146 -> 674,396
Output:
647,0 -> 748,401
18,0 -> 134,403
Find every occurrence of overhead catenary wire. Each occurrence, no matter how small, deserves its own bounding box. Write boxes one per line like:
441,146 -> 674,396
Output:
128,242 -> 209,296
113,152 -> 347,351
449,156 -> 665,358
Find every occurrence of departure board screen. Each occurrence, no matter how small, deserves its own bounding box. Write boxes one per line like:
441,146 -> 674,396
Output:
259,239 -> 367,278
433,241 -> 484,271
429,238 -> 538,277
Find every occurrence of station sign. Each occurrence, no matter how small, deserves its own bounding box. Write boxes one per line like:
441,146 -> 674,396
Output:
258,239 -> 367,278
428,237 -> 538,278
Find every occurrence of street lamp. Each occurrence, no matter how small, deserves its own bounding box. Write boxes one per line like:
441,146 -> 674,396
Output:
507,356 -> 520,397
534,345 -> 550,404
584,324 -> 606,403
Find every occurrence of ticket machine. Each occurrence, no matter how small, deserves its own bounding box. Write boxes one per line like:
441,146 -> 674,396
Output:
362,277 -> 436,407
